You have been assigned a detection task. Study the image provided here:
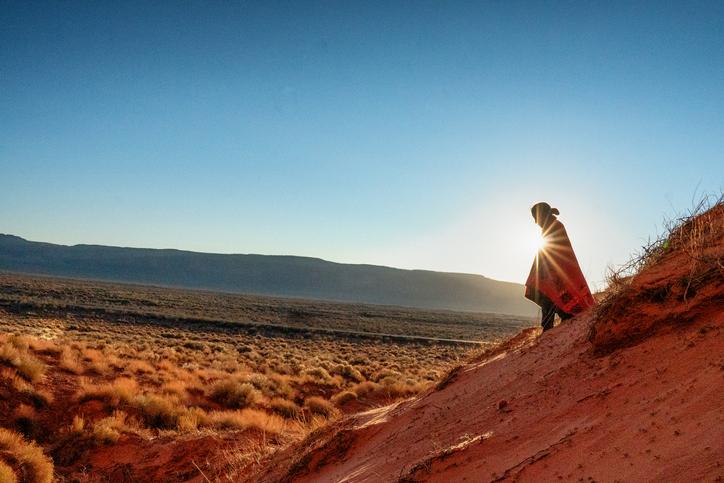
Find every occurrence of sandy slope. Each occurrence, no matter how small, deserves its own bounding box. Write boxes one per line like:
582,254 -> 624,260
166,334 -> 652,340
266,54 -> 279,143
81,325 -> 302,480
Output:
255,205 -> 724,483
255,314 -> 721,482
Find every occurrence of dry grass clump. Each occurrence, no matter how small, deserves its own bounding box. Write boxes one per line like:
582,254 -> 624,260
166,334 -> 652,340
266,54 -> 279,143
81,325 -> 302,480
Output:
269,398 -> 301,419
590,194 -> 723,353
127,359 -> 155,374
597,194 -> 723,314
331,390 -> 357,406
0,461 -> 17,483
91,411 -> 132,444
66,411 -> 147,447
69,415 -> 85,435
350,380 -> 379,398
209,379 -> 262,409
80,348 -> 109,375
0,336 -> 46,383
304,396 -> 338,418
300,367 -> 341,387
0,428 -> 54,483
3,371 -> 53,408
178,407 -> 207,432
160,380 -> 188,397
331,363 -> 365,383
77,376 -> 139,407
206,409 -> 285,434
26,338 -> 61,357
58,347 -> 84,374
133,394 -> 183,429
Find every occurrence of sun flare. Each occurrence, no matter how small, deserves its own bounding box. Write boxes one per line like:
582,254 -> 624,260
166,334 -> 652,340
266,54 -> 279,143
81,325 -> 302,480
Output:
532,231 -> 547,252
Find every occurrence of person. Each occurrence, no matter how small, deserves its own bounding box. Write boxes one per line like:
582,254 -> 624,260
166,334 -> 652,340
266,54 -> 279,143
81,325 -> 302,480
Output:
525,202 -> 595,331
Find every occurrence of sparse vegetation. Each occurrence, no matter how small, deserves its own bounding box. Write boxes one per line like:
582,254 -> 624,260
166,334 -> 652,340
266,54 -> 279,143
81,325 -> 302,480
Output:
596,194 -> 723,315
304,396 -> 338,418
590,194 -> 723,353
0,428 -> 54,483
0,272 -> 531,481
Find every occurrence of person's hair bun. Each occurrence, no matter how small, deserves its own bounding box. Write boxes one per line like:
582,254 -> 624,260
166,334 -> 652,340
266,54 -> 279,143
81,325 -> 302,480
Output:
551,208 -> 560,216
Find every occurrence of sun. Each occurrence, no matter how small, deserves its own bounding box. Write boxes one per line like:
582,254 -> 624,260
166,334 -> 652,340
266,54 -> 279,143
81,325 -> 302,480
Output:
532,231 -> 547,252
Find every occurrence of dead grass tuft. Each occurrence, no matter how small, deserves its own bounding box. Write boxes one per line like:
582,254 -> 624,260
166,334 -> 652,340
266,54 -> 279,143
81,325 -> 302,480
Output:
206,409 -> 285,434
209,379 -> 261,409
597,193 -> 723,316
304,396 -> 338,418
134,394 -> 182,429
331,390 -> 358,406
91,411 -> 130,444
0,428 -> 54,483
0,461 -> 17,483
58,347 -> 84,375
270,398 -> 301,419
0,340 -> 46,383
77,376 -> 139,407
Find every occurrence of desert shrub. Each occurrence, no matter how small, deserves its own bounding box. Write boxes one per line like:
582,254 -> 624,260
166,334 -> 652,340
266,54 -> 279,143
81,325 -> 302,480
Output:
331,390 -> 358,406
378,381 -> 428,399
9,375 -> 53,408
81,348 -> 103,363
209,380 -> 261,409
70,415 -> 85,434
206,409 -> 285,434
183,340 -> 205,351
304,396 -> 338,418
351,381 -> 379,398
105,354 -> 125,371
373,368 -> 401,383
93,422 -> 121,444
378,375 -> 399,386
0,428 -> 54,483
0,461 -> 16,483
77,377 -> 138,407
58,347 -> 84,375
81,348 -> 109,374
269,398 -> 300,419
248,373 -> 295,399
246,373 -> 272,392
127,359 -> 154,374
160,380 -> 188,397
269,374 -> 295,399
331,364 -> 365,383
5,335 -> 30,351
91,411 -> 129,444
0,342 -> 46,383
134,394 -> 181,429
27,338 -> 61,356
236,343 -> 253,353
301,367 -> 332,382
300,367 -> 341,387
178,407 -> 208,432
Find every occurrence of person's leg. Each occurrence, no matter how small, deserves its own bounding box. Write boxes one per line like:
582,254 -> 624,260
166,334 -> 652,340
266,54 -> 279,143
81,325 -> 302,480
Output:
540,297 -> 556,331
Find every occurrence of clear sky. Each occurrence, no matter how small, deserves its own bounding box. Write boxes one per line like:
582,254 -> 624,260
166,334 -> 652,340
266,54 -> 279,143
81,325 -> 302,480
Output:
2,1 -> 723,288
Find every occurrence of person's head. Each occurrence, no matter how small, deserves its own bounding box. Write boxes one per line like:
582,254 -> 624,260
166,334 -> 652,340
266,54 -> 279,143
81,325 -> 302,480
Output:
531,202 -> 559,227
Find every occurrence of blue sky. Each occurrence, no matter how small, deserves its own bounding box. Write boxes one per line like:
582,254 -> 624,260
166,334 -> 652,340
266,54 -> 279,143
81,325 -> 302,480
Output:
2,1 -> 723,287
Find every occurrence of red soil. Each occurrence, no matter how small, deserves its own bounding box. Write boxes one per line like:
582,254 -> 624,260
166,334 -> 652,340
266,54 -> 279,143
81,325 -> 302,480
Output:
254,206 -> 724,482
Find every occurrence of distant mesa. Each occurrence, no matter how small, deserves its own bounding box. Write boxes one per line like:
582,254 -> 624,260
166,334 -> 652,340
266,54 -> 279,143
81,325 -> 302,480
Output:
0,234 -> 538,317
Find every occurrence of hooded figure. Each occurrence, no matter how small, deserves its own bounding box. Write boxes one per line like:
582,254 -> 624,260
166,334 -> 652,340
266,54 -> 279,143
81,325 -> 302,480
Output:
525,202 -> 595,331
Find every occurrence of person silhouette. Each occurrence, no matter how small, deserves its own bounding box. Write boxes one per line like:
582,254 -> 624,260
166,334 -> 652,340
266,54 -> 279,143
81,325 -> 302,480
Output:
525,202 -> 595,331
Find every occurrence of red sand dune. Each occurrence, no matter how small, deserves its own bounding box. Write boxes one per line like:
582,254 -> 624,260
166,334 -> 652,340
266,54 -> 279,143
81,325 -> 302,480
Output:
253,204 -> 723,482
